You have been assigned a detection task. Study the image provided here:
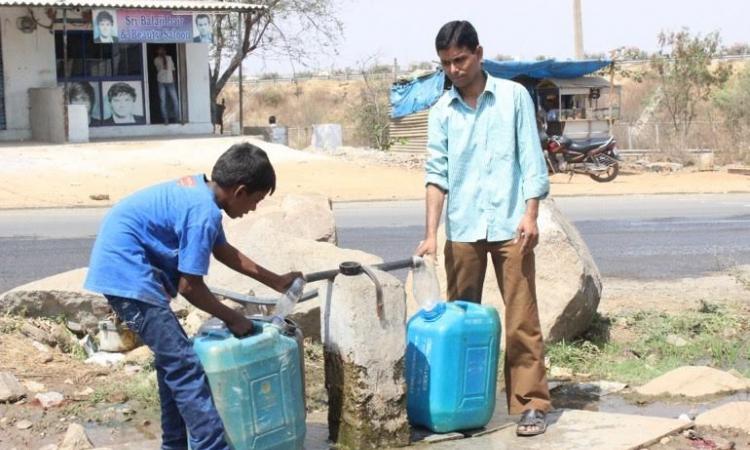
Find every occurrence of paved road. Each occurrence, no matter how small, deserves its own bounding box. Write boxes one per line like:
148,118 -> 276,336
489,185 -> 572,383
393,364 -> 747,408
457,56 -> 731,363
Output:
1,194 -> 749,293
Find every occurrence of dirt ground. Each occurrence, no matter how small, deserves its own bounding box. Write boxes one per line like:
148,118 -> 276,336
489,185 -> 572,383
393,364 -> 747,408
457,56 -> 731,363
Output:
0,136 -> 748,209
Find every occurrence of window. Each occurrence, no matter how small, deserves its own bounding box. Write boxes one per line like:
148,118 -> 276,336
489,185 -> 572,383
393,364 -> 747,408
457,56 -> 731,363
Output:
55,31 -> 145,127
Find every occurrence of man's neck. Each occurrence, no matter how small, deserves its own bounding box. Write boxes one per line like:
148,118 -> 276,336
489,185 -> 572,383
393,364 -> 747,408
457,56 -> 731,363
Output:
457,71 -> 487,106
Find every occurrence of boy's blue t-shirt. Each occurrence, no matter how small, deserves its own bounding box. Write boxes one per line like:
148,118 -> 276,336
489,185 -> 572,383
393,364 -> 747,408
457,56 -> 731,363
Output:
85,174 -> 227,306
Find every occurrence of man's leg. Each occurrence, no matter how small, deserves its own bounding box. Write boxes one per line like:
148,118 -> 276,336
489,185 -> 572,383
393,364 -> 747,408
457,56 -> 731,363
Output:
489,240 -> 551,415
158,83 -> 169,124
106,296 -> 229,450
167,84 -> 181,122
444,240 -> 488,302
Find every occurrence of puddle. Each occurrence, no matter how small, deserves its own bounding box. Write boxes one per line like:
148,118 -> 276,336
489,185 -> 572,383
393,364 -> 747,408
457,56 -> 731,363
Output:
552,381 -> 750,419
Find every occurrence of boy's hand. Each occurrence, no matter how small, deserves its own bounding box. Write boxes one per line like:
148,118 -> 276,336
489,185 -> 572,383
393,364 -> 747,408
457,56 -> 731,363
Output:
226,314 -> 254,338
276,271 -> 304,292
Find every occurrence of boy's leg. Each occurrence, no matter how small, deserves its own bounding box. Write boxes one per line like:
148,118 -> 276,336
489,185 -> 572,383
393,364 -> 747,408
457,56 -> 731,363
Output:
156,363 -> 188,449
488,240 -> 551,415
106,296 -> 229,450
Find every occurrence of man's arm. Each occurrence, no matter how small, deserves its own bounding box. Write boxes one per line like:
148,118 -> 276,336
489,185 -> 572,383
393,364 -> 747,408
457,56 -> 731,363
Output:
515,86 -> 550,254
416,103 -> 449,257
213,242 -> 300,293
178,274 -> 253,337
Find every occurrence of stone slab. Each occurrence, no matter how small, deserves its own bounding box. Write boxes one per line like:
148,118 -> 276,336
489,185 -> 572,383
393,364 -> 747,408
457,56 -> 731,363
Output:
420,409 -> 690,450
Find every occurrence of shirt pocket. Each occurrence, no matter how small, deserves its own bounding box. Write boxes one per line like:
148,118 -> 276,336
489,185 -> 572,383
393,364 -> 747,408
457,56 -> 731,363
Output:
487,120 -> 514,161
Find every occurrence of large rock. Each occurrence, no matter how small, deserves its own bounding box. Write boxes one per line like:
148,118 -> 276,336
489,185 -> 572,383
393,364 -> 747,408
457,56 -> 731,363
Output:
0,372 -> 26,402
322,268 -> 410,449
695,401 -> 750,433
222,193 -> 337,244
635,366 -> 750,398
207,221 -> 381,341
59,423 -> 94,450
406,198 -> 601,343
0,268 -> 110,333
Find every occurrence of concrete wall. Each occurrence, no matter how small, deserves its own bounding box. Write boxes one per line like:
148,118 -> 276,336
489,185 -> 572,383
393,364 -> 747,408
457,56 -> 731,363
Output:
0,7 -> 57,141
29,87 -> 65,143
185,43 -> 211,125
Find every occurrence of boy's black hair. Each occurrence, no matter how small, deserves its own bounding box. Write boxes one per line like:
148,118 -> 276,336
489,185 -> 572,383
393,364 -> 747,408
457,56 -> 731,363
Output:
212,142 -> 276,195
69,81 -> 95,107
96,10 -> 114,24
107,82 -> 137,101
195,14 -> 210,24
435,20 -> 479,53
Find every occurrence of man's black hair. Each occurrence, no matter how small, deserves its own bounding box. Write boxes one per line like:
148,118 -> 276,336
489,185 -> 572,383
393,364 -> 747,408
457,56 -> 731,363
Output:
195,14 -> 210,24
69,81 -> 95,107
435,20 -> 479,52
107,82 -> 137,102
96,10 -> 114,24
212,142 -> 276,195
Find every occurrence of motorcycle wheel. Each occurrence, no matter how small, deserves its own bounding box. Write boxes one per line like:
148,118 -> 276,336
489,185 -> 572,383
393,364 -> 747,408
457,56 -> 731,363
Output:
589,162 -> 619,182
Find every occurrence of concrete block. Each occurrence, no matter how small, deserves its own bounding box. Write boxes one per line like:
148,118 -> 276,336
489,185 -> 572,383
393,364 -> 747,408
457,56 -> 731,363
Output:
321,268 -> 410,449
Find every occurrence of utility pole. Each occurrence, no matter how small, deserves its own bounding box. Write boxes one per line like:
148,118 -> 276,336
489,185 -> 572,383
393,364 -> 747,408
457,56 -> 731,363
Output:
573,0 -> 585,59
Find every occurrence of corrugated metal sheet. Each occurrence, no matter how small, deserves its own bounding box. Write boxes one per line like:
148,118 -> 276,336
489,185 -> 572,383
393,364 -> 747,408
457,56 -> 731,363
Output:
0,0 -> 264,11
538,76 -> 612,89
389,109 -> 428,153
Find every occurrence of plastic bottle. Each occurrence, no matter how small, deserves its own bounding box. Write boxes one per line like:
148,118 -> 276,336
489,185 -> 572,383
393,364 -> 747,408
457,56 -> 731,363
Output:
411,256 -> 441,311
272,277 -> 306,325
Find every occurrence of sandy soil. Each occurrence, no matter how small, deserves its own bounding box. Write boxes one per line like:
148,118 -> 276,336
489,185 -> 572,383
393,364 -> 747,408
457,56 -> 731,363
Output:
0,136 -> 748,208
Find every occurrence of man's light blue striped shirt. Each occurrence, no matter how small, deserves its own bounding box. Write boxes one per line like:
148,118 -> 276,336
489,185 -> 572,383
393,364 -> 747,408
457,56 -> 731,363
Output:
425,74 -> 550,242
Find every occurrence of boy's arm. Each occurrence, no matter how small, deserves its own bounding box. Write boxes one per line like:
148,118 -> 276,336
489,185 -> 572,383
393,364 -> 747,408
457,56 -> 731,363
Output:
178,274 -> 253,337
213,242 -> 301,293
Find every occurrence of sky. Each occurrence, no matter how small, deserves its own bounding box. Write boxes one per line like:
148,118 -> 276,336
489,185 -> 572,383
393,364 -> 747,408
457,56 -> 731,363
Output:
244,0 -> 750,76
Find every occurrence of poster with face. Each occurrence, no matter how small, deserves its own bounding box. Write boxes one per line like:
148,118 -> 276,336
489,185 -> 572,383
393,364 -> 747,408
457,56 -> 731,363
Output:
62,81 -> 103,126
192,13 -> 214,44
101,81 -> 146,125
92,9 -> 119,43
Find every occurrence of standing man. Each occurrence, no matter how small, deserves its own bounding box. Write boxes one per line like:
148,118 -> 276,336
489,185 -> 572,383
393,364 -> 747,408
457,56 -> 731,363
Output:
415,20 -> 551,437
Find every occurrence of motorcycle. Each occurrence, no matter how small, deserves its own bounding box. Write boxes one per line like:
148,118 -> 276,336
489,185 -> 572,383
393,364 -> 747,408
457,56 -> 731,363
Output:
540,133 -> 621,182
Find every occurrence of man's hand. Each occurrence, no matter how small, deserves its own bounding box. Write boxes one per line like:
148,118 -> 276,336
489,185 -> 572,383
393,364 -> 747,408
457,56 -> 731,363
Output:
416,236 -> 438,257
225,313 -> 254,338
275,271 -> 304,292
515,213 -> 539,255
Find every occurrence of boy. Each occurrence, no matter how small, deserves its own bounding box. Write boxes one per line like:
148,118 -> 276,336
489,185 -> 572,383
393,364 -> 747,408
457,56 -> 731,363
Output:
103,83 -> 145,125
85,143 -> 301,450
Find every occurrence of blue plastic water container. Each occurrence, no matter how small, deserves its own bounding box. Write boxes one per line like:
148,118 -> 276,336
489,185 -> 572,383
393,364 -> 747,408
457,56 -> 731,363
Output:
406,301 -> 501,433
193,318 -> 306,450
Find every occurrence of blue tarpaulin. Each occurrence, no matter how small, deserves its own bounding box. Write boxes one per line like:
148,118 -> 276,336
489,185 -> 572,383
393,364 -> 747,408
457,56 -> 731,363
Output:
390,59 -> 611,119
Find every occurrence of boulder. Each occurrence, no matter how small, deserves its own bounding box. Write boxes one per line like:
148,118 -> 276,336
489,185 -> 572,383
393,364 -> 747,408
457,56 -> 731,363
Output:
35,391 -> 65,408
0,372 -> 26,402
635,366 -> 750,398
0,268 -> 110,333
207,221 -> 381,341
406,198 -> 602,343
222,193 -> 337,244
695,401 -> 750,433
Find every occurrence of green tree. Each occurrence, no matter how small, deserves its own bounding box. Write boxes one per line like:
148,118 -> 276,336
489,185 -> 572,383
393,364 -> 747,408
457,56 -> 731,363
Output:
208,0 -> 342,107
351,61 -> 392,150
651,29 -> 732,141
714,64 -> 750,134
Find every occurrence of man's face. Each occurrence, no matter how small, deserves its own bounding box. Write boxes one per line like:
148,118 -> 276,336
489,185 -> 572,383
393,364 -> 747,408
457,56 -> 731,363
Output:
438,45 -> 483,89
110,93 -> 135,118
98,19 -> 112,38
197,18 -> 211,37
71,92 -> 93,115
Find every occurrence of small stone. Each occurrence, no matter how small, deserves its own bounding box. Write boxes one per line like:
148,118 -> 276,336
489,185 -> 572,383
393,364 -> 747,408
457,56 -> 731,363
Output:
84,352 -> 125,367
59,423 -> 94,450
66,321 -> 85,336
549,366 -> 574,380
23,380 -> 46,393
32,341 -> 52,353
38,444 -> 58,450
666,334 -> 688,347
15,419 -> 32,430
35,391 -> 65,408
40,354 -> 54,364
660,436 -> 671,444
108,392 -> 128,403
678,413 -> 691,422
89,194 -> 110,201
20,323 -> 55,346
64,379 -> 74,385
72,387 -> 94,400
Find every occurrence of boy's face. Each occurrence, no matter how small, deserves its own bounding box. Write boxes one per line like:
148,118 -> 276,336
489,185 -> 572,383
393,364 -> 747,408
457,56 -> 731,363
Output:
226,188 -> 267,219
110,93 -> 135,118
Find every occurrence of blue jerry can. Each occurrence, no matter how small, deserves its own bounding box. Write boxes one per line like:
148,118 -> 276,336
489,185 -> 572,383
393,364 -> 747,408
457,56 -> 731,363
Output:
406,301 -> 501,433
193,318 -> 306,450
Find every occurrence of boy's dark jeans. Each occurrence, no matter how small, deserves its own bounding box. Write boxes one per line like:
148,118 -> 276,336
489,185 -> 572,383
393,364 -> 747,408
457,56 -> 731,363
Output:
106,296 -> 230,450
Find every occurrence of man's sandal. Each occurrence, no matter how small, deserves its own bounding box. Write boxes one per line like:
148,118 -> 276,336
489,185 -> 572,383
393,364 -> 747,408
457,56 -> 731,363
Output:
516,409 -> 547,436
